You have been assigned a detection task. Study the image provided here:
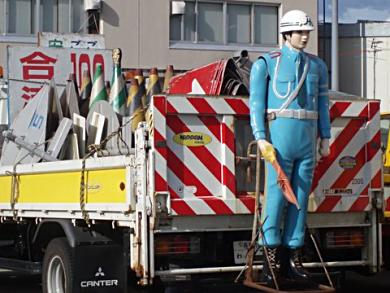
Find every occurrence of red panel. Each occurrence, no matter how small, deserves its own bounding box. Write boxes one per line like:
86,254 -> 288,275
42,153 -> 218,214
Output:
188,98 -> 217,115
167,100 -> 178,114
387,197 -> 390,212
329,101 -> 351,122
222,165 -> 236,195
168,60 -> 226,95
238,196 -> 256,213
367,131 -> 381,162
224,98 -> 250,115
368,100 -> 380,119
348,197 -> 369,212
316,196 -> 341,212
167,148 -> 213,197
168,186 -> 197,216
197,116 -> 222,141
312,105 -> 368,191
167,116 -> 222,185
330,145 -> 366,189
153,95 -> 166,114
154,129 -> 167,160
201,198 -> 233,215
349,186 -> 369,212
155,170 -> 167,192
371,169 -> 382,190
221,121 -> 235,152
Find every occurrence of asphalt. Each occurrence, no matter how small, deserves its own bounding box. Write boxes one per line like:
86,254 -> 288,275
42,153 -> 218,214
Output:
0,268 -> 390,292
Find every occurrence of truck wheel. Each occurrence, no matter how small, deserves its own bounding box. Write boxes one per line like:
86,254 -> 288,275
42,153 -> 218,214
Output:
42,238 -> 73,293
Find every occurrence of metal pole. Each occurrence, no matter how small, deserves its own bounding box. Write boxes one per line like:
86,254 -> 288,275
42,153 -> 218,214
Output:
371,39 -> 382,100
331,0 -> 339,91
35,0 -> 41,34
307,225 -> 334,288
241,141 -> 260,283
374,44 -> 376,99
155,260 -> 368,276
323,0 -> 326,61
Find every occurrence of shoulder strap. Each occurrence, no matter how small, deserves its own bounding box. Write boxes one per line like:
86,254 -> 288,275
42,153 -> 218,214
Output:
276,54 -> 310,112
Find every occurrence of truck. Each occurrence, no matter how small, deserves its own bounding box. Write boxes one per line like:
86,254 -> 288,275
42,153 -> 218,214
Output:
0,58 -> 384,293
379,112 -> 390,269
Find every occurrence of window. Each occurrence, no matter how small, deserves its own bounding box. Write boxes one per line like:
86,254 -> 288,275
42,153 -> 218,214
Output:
0,0 -> 85,36
170,0 -> 278,48
228,4 -> 250,44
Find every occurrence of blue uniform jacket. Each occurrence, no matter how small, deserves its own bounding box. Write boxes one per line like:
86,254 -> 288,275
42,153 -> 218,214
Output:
249,45 -> 331,142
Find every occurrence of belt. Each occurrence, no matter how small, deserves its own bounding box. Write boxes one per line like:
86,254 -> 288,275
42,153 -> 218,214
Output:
267,109 -> 318,120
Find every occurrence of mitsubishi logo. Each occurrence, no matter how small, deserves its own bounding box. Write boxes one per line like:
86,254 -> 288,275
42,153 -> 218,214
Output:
95,267 -> 105,277
80,266 -> 119,288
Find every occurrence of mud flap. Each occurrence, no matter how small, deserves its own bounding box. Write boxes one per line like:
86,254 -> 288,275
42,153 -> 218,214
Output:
72,243 -> 127,293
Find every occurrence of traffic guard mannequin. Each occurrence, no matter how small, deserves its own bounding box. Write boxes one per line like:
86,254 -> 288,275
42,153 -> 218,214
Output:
249,10 -> 331,286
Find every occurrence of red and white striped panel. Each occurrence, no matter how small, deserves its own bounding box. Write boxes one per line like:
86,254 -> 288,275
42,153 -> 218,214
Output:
312,99 -> 382,212
153,95 -> 381,216
152,95 -> 254,215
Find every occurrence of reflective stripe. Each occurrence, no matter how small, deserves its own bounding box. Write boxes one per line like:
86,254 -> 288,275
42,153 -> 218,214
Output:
267,109 -> 318,120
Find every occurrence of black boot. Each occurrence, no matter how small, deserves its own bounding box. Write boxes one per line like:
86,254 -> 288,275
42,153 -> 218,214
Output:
281,248 -> 317,289
261,246 -> 282,288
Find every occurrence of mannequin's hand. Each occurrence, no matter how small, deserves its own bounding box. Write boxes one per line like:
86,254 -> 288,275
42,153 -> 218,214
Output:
257,139 -> 276,162
319,139 -> 330,158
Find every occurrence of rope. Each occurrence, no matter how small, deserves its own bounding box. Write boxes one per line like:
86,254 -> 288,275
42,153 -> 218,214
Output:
6,165 -> 19,221
4,115 -> 135,225
79,118 -> 132,226
5,138 -> 51,221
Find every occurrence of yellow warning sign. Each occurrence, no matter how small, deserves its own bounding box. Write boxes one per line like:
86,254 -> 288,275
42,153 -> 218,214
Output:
173,132 -> 212,147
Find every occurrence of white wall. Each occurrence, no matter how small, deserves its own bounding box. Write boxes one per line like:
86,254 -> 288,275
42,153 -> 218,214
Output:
101,0 -> 318,70
320,22 -> 390,112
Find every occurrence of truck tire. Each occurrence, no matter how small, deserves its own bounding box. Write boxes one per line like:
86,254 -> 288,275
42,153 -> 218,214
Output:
42,237 -> 73,293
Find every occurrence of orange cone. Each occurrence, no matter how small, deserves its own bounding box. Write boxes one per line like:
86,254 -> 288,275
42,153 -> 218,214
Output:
145,68 -> 162,136
145,67 -> 161,107
124,70 -> 134,81
163,65 -> 174,92
134,69 -> 146,108
128,77 -> 145,132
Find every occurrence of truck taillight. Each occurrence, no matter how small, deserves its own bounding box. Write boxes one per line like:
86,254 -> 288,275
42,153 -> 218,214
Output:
325,229 -> 364,248
155,235 -> 200,255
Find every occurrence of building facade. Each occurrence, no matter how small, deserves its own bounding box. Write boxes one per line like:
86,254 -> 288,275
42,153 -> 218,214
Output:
319,21 -> 390,112
0,0 -> 318,72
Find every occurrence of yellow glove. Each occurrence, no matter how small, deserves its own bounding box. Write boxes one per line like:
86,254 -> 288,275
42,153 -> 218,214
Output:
257,139 -> 276,163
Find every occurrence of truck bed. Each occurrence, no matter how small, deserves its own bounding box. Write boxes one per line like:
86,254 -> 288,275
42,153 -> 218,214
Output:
0,155 -> 134,221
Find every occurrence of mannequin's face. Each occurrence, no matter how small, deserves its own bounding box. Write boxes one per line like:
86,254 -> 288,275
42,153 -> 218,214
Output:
286,30 -> 310,50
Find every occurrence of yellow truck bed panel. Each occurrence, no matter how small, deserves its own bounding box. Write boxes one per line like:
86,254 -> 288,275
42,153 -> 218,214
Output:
0,156 -> 134,221
0,168 -> 127,204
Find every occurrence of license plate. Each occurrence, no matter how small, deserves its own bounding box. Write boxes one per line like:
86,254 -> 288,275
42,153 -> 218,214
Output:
233,240 -> 262,264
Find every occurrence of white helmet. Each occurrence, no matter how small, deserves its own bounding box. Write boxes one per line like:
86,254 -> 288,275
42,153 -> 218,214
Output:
280,10 -> 314,33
